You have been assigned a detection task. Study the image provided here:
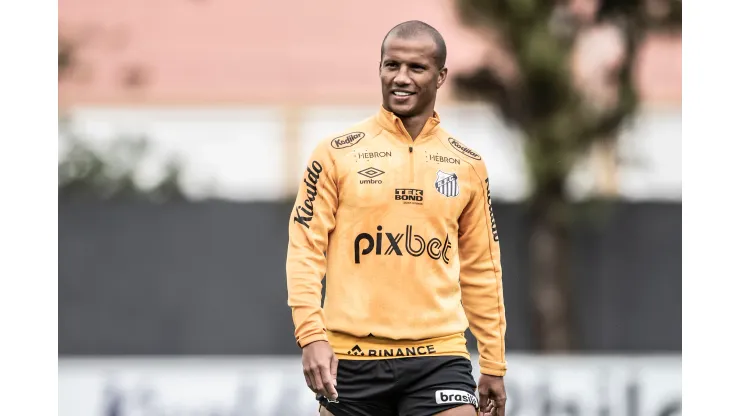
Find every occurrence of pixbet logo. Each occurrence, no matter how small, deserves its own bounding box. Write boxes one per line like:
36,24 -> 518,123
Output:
353,225 -> 452,264
435,390 -> 479,408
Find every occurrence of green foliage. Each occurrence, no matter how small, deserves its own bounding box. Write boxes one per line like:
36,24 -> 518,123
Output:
453,0 -> 681,350
58,36 -> 74,80
454,0 -> 680,201
58,121 -> 186,202
58,33 -> 187,202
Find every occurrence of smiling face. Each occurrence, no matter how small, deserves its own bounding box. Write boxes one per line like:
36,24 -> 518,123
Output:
380,34 -> 447,119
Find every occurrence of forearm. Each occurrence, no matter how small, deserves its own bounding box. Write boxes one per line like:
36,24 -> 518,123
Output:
287,252 -> 329,346
458,165 -> 507,376
461,270 -> 507,376
286,143 -> 337,348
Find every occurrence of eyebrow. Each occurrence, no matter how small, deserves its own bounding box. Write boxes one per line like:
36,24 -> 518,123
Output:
382,57 -> 429,67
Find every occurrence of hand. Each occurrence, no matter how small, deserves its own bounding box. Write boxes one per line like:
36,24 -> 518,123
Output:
477,374 -> 506,416
301,340 -> 339,401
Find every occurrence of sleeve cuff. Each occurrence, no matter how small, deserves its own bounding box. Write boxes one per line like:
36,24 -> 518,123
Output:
297,332 -> 329,348
479,357 -> 507,376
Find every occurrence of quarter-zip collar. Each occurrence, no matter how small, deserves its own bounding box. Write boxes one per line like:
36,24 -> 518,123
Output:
376,105 -> 441,145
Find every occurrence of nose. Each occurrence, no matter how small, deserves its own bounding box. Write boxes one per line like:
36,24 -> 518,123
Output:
393,66 -> 411,86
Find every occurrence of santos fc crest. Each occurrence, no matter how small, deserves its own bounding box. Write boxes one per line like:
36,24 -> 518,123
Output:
435,170 -> 459,198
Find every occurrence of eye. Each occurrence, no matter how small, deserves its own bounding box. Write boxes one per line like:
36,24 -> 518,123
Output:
385,62 -> 398,69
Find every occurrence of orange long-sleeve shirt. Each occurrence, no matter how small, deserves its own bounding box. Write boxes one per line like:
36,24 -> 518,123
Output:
286,106 -> 507,376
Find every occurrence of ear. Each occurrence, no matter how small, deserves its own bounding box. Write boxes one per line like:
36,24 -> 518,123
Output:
437,67 -> 448,89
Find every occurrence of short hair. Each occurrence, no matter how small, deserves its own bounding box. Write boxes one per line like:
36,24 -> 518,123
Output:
381,20 -> 447,70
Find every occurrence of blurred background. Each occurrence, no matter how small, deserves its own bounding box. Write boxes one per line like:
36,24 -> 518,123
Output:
58,0 -> 681,415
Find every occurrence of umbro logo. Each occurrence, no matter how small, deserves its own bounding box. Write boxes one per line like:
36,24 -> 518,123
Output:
358,167 -> 384,184
358,167 -> 384,178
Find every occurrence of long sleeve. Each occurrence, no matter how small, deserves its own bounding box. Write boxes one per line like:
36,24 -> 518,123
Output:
458,162 -> 507,376
286,142 -> 338,348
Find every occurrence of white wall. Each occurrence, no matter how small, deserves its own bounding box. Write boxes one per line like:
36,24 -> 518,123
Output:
61,106 -> 288,201
61,105 -> 681,202
58,354 -> 681,416
617,108 -> 683,200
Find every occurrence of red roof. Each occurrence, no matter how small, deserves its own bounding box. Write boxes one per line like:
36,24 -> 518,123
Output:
59,0 -> 680,106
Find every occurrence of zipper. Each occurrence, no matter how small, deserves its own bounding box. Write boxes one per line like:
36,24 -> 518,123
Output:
395,119 -> 417,183
408,145 -> 414,183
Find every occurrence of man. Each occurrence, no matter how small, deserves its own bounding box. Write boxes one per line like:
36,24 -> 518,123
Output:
286,20 -> 507,416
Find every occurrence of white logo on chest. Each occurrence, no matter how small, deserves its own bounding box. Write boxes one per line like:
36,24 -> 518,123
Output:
434,170 -> 459,198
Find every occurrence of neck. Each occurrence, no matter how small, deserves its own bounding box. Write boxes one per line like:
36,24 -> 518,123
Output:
400,109 -> 434,140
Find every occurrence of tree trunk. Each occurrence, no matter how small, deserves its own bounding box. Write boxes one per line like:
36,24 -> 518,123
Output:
529,182 -> 574,351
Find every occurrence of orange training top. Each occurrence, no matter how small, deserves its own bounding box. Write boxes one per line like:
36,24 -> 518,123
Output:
286,106 -> 507,376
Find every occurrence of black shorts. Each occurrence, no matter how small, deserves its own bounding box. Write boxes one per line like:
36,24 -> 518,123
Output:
317,355 -> 478,416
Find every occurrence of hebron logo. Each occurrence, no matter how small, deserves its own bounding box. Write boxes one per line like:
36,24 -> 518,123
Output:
357,151 -> 392,160
353,225 -> 452,264
435,390 -> 478,408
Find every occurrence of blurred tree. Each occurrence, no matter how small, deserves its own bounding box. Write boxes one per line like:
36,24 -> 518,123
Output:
453,0 -> 680,350
58,129 -> 187,202
58,35 -> 75,80
58,33 -> 185,202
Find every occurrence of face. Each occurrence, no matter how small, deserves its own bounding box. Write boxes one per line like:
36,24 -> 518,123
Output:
380,34 -> 447,118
